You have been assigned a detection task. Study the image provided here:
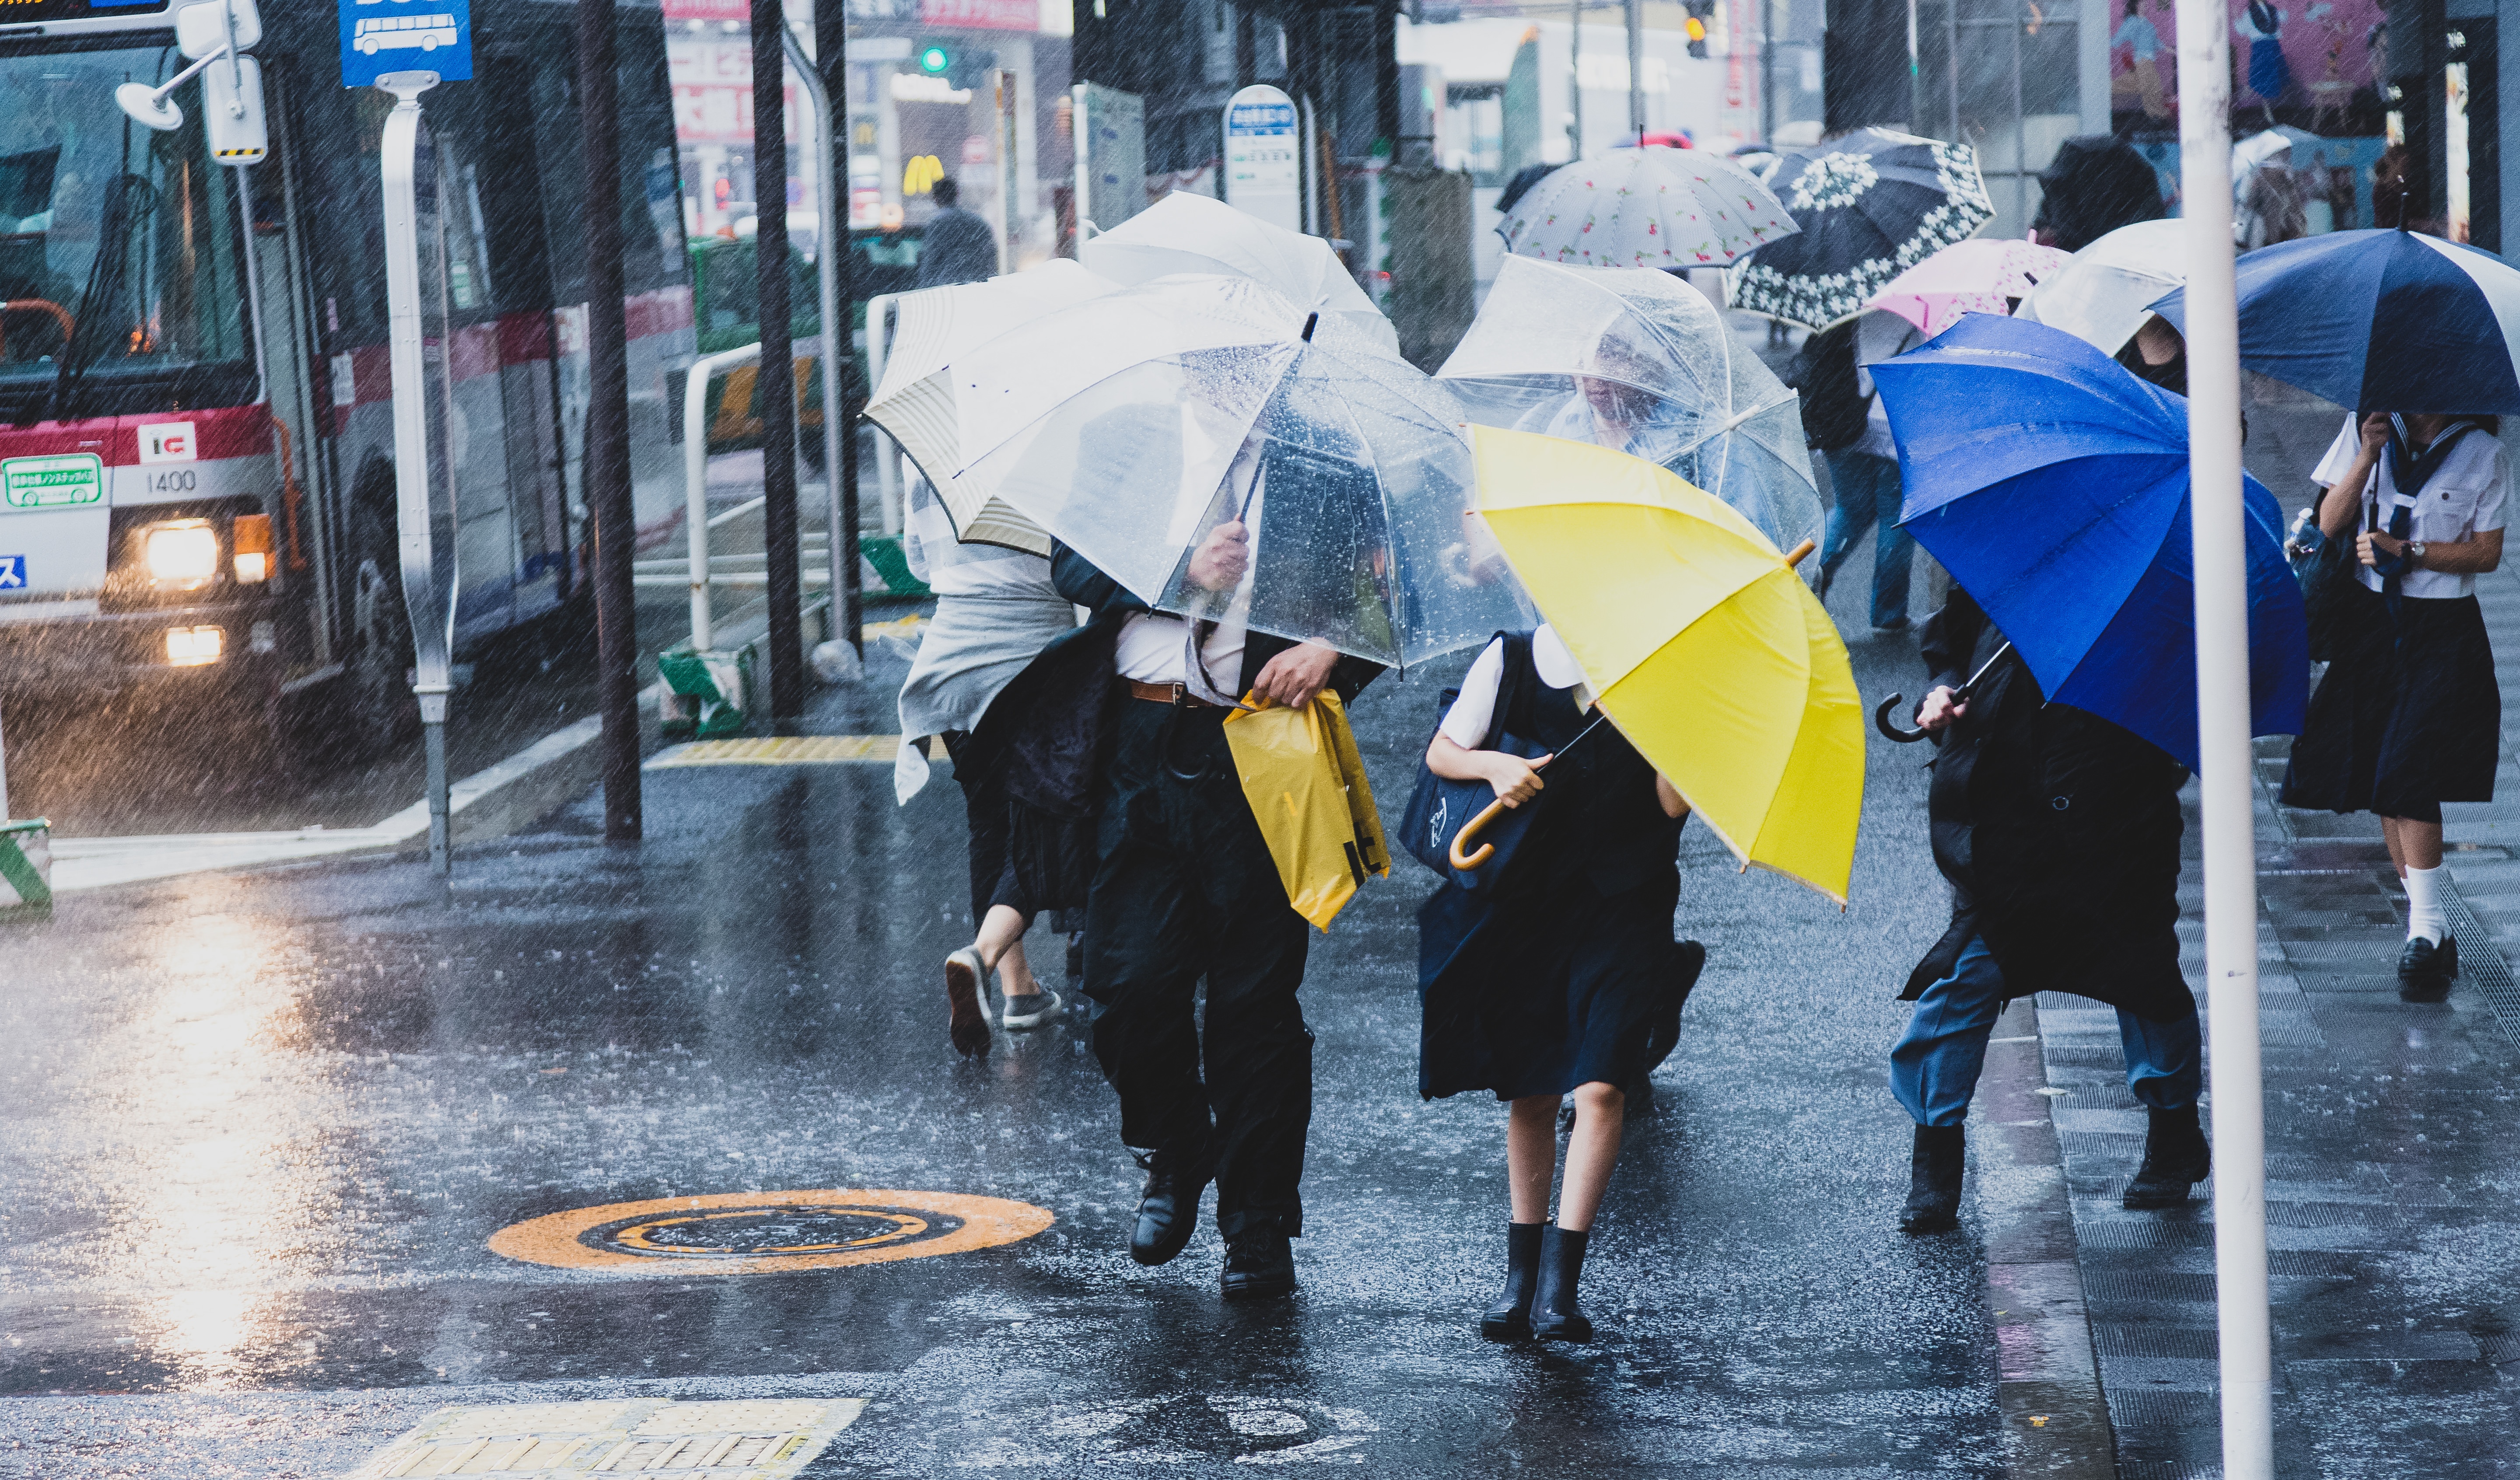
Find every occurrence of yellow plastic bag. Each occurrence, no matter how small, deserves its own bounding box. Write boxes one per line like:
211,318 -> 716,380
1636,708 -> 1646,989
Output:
1221,689 -> 1390,931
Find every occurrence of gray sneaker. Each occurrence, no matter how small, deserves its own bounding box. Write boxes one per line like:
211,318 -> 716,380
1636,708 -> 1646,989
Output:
1002,988 -> 1064,1030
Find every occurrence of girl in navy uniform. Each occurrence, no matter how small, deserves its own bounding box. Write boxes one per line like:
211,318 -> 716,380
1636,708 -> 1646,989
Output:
2283,412 -> 2508,999
1418,626 -> 1703,1343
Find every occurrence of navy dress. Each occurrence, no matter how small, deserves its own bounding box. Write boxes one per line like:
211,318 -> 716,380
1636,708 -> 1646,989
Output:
1417,634 -> 1695,1102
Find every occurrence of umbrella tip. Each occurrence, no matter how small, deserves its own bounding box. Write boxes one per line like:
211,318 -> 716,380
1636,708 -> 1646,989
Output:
1300,311 -> 1318,342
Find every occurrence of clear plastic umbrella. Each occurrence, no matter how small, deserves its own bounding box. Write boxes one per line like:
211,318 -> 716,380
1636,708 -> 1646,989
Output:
946,273 -> 1524,669
1433,255 -> 1823,555
1079,190 -> 1399,355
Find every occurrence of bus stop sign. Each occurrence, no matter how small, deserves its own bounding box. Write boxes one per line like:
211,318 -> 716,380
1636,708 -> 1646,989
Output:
339,0 -> 471,87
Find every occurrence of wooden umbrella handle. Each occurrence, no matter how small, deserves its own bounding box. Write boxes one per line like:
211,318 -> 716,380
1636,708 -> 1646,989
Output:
1785,537 -> 1816,569
1448,796 -> 1514,872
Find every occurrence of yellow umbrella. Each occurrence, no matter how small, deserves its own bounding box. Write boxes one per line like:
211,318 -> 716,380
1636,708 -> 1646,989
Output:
1465,425 -> 1865,903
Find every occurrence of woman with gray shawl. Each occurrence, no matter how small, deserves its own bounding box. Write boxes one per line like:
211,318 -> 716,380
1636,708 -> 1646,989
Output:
893,474 -> 1086,1054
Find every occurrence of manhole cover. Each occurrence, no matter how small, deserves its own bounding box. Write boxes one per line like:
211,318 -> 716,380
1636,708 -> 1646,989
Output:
489,1189 -> 1050,1274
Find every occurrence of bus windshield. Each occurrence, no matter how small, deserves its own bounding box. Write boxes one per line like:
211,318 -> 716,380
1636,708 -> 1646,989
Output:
0,44 -> 252,405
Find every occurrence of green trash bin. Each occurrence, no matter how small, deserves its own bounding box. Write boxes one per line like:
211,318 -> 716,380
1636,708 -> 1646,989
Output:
0,817 -> 52,915
658,646 -> 755,739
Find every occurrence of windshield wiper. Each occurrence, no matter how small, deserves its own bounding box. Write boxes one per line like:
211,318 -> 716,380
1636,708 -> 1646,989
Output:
44,171 -> 153,426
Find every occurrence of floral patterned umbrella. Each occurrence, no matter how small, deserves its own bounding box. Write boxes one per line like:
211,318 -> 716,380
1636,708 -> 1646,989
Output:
1863,239 -> 2070,337
1727,129 -> 1994,331
1494,147 -> 1798,270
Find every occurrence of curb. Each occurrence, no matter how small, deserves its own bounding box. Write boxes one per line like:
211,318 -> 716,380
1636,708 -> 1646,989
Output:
1976,995 -> 2120,1480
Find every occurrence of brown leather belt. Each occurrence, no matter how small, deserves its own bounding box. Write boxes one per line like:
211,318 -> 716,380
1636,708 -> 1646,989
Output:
1127,679 -> 1221,708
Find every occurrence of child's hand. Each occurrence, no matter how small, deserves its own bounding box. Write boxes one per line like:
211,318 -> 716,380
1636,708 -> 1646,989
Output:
1486,752 -> 1551,807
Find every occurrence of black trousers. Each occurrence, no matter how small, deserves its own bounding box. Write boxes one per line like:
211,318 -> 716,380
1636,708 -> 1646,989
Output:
1085,697 -> 1313,1239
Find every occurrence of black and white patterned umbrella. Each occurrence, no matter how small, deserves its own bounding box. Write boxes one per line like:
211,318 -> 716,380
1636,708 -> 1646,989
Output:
1727,129 -> 1994,332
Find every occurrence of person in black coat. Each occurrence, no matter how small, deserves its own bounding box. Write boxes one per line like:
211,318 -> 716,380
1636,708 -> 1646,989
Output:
983,434 -> 1384,1300
1894,589 -> 2208,1232
1419,628 -> 1701,1344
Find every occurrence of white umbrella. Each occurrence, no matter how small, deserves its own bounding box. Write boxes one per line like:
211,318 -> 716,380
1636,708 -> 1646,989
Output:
1079,190 -> 1397,354
2012,217 -> 2189,356
863,259 -> 1120,554
1497,147 -> 1797,270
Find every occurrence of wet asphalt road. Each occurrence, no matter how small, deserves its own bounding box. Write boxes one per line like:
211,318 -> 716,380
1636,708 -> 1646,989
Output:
0,557 -> 2018,1477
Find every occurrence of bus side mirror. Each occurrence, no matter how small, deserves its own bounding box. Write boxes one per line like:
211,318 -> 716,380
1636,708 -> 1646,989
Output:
206,55 -> 269,165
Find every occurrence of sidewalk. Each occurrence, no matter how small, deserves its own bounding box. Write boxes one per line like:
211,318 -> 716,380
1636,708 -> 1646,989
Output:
2040,562 -> 2520,1477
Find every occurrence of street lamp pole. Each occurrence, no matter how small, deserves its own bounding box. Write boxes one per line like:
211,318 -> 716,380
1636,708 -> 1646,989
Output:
2174,0 -> 2273,1472
578,0 -> 641,841
754,0 -> 804,719
1625,0 -> 1645,143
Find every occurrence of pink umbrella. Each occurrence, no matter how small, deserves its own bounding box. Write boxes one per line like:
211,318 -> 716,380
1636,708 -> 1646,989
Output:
1864,240 -> 2072,336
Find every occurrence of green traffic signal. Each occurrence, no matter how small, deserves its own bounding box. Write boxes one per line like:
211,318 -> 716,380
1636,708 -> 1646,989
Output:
918,44 -> 950,74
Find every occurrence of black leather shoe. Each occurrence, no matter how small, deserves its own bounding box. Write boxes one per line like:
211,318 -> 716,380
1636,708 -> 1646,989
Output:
1528,1225 -> 1592,1342
2398,934 -> 2458,1002
1479,1222 -> 1545,1340
1221,1229 -> 1296,1300
1128,1144 -> 1214,1267
2121,1105 -> 2212,1209
1899,1124 -> 1965,1234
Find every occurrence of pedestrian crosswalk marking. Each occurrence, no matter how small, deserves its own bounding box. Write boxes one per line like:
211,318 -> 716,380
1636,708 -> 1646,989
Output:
350,1398 -> 864,1478
645,735 -> 900,769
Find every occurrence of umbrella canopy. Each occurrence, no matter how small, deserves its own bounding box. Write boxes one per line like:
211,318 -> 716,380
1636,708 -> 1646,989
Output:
1728,127 -> 1994,331
2149,228 -> 2520,415
1435,255 -> 1823,553
1864,238 -> 2071,337
1494,147 -> 1798,270
1872,314 -> 2308,771
863,259 -> 1123,554
947,273 -> 1525,668
2012,218 -> 2188,355
1469,425 -> 1865,903
1080,190 -> 1398,354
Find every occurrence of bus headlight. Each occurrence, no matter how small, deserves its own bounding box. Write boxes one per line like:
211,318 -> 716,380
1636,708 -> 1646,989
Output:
143,520 -> 220,589
165,625 -> 225,666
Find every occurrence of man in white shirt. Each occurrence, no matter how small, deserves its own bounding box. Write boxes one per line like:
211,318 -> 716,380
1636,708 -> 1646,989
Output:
1049,442 -> 1386,1302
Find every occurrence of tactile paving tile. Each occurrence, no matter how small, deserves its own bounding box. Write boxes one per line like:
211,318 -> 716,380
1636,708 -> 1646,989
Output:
346,1396 -> 865,1478
645,735 -> 900,769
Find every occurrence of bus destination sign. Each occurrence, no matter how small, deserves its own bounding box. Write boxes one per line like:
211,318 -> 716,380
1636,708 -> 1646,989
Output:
0,0 -> 174,25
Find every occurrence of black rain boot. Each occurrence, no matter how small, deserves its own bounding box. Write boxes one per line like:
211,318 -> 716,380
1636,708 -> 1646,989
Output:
1899,1124 -> 1965,1234
1127,1141 -> 1216,1267
1529,1225 -> 1592,1343
2121,1105 -> 2212,1209
2398,933 -> 2458,1002
1478,1222 -> 1545,1341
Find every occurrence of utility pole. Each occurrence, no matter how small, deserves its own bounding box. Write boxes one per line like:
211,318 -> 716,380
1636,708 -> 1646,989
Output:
577,0 -> 639,841
755,0 -> 804,719
1570,0 -> 1583,156
815,0 -> 862,656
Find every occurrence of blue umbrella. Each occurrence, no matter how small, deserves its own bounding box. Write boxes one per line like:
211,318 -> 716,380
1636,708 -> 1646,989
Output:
1872,314 -> 2308,771
2149,229 -> 2520,414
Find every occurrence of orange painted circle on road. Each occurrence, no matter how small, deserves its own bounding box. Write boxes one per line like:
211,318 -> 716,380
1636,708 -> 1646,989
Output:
488,1189 -> 1054,1275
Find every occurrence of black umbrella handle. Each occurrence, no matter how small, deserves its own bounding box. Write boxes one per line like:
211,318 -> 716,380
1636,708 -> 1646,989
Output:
1873,642 -> 2014,744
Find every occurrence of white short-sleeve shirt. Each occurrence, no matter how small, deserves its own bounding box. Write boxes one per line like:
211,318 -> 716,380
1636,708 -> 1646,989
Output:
2312,414 -> 2511,600
1437,626 -> 1590,747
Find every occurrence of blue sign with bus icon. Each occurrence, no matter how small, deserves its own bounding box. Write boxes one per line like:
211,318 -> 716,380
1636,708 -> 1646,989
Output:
0,557 -> 23,591
339,0 -> 470,87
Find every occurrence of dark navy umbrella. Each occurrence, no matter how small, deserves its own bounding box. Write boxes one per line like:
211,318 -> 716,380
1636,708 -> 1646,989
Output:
2149,229 -> 2520,414
1728,126 -> 1993,331
1872,314 -> 2308,771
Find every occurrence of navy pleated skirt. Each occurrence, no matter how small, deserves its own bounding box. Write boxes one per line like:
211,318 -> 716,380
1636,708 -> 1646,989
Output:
2282,580 -> 2500,824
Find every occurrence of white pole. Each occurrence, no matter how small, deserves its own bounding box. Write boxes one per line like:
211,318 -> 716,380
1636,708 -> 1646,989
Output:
682,342 -> 764,653
2174,0 -> 2272,1473
0,701 -> 10,822
1625,0 -> 1645,143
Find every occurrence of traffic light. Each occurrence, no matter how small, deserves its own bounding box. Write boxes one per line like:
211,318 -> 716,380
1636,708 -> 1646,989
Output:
914,40 -> 997,92
1683,0 -> 1713,58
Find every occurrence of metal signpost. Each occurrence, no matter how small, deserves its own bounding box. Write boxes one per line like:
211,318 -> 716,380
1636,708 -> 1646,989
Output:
2174,0 -> 2273,1471
777,21 -> 856,656
1223,84 -> 1302,232
351,0 -> 474,875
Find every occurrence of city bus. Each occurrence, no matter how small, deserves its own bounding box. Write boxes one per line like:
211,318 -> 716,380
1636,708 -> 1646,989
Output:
0,0 -> 694,764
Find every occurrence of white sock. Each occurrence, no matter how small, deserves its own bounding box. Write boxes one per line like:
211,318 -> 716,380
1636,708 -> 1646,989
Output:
2404,864 -> 2447,944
